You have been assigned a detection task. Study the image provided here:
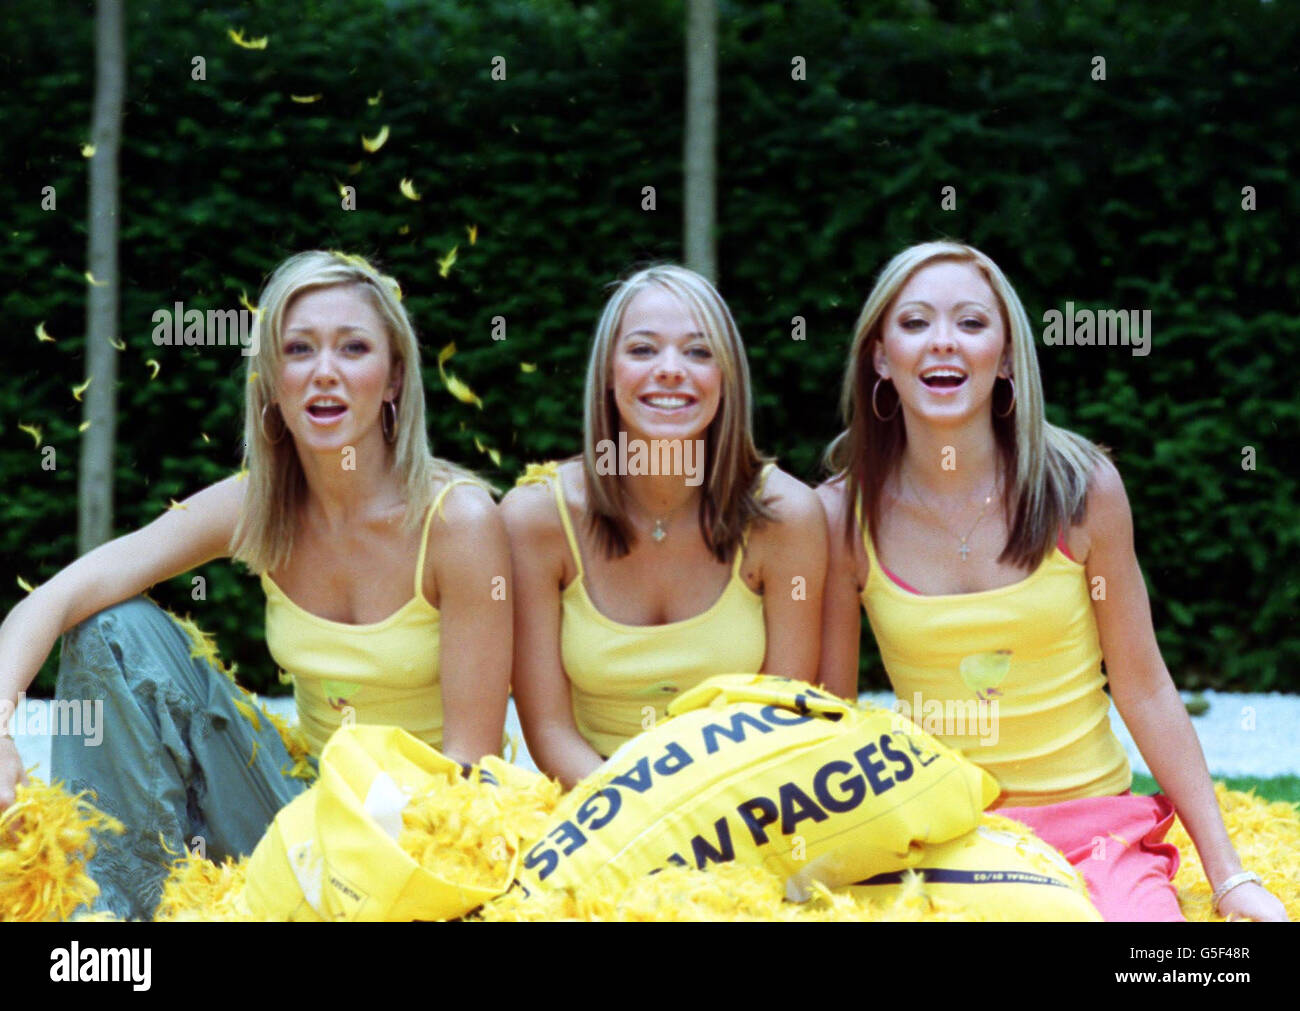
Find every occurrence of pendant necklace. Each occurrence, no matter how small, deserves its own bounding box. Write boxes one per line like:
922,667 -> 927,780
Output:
903,469 -> 1000,562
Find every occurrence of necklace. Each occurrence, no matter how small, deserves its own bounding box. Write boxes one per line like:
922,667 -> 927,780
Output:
633,492 -> 695,544
902,469 -> 1000,562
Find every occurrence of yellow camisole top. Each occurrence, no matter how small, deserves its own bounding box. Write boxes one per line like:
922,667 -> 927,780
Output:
261,479 -> 477,758
857,499 -> 1131,807
518,461 -> 769,758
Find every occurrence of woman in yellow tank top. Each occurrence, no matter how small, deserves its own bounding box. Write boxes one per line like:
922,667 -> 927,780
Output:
816,241 -> 1285,922
502,265 -> 828,788
0,251 -> 512,918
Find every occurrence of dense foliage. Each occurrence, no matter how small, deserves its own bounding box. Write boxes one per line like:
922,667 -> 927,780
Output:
3,0 -> 1296,693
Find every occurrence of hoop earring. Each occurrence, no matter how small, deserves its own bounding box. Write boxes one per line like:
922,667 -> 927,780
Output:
872,377 -> 900,422
995,376 -> 1016,418
381,400 -> 398,445
260,403 -> 287,444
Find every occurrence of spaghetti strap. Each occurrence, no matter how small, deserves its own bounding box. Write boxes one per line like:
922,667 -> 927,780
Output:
550,471 -> 586,580
415,478 -> 479,597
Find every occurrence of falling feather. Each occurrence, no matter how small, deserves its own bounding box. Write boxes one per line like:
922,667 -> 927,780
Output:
398,225 -> 410,235
290,94 -> 321,103
18,423 -> 42,448
78,421 -> 91,433
84,271 -> 107,287
109,337 -> 126,351
399,177 -> 421,201
146,359 -> 160,380
227,28 -> 268,50
35,322 -> 54,343
436,342 -> 483,409
367,90 -> 383,106
201,432 -> 211,444
72,377 -> 91,401
520,362 -> 537,373
167,499 -> 188,512
80,143 -> 95,158
238,289 -> 262,317
466,224 -> 478,245
17,575 -> 35,593
437,245 -> 458,278
361,125 -> 389,153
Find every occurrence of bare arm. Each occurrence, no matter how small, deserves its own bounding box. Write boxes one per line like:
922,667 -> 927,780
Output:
427,484 -> 514,768
755,469 -> 827,684
816,478 -> 864,700
1086,458 -> 1287,921
0,475 -> 245,808
500,483 -> 605,790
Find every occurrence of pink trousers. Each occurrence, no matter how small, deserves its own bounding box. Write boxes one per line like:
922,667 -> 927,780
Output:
996,791 -> 1185,922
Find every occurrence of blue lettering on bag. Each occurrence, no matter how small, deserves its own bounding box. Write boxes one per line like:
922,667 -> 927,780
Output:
576,788 -> 622,831
759,704 -> 813,727
690,817 -> 736,867
701,709 -> 773,754
611,757 -> 654,793
778,781 -> 829,833
878,734 -> 915,782
812,759 -> 867,813
653,741 -> 694,776
853,742 -> 895,795
736,795 -> 780,845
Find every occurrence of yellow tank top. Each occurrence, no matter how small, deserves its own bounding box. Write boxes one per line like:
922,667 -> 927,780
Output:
261,479 -> 476,758
517,461 -> 769,758
857,499 -> 1131,807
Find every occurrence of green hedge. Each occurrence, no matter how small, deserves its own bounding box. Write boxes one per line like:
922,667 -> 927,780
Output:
3,0 -> 1296,695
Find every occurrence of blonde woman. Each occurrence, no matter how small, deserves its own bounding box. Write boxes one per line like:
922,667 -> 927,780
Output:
0,251 -> 512,918
817,240 -> 1287,921
502,264 -> 828,789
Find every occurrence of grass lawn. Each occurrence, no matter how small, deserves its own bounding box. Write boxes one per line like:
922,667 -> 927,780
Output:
1132,773 -> 1300,806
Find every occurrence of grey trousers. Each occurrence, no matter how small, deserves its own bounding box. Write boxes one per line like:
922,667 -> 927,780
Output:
51,597 -> 308,920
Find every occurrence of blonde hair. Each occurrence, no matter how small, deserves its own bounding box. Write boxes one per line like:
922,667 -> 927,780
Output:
581,263 -> 772,561
824,240 -> 1109,568
231,250 -> 485,574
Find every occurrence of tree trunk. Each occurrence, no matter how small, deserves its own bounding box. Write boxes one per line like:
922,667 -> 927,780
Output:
683,0 -> 717,282
79,0 -> 125,554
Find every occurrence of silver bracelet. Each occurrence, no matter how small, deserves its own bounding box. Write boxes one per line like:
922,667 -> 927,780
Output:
1212,871 -> 1262,911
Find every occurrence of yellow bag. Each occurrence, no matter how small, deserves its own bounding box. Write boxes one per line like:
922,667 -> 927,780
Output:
844,813 -> 1102,921
519,675 -> 1000,899
242,725 -> 520,921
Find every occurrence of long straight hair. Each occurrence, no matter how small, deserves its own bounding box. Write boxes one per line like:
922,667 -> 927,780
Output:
230,250 -> 485,574
824,241 -> 1109,568
581,264 -> 772,562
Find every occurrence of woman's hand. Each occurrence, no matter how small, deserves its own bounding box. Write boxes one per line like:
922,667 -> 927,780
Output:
814,477 -> 865,699
1217,881 -> 1290,922
0,735 -> 29,813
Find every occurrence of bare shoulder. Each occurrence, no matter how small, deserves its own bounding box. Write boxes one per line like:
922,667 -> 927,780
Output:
1081,455 -> 1132,545
432,479 -> 498,530
759,466 -> 824,528
814,472 -> 852,527
176,473 -> 249,554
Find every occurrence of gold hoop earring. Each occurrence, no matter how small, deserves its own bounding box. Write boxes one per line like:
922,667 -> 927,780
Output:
995,376 -> 1016,418
382,400 -> 398,445
260,403 -> 287,444
872,377 -> 900,421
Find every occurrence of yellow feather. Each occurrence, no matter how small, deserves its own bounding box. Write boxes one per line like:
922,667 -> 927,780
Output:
201,432 -> 211,443
84,271 -> 107,287
436,342 -> 483,408
367,90 -> 383,106
109,337 -> 126,350
147,359 -> 160,379
167,499 -> 188,511
35,322 -> 54,343
437,245 -> 458,278
361,125 -> 389,153
466,224 -> 478,245
520,362 -> 537,373
72,377 -> 91,401
78,421 -> 91,433
399,177 -> 421,201
17,576 -> 35,593
18,423 -> 42,447
238,289 -> 262,317
80,143 -> 95,158
290,94 -> 321,103
227,27 -> 268,50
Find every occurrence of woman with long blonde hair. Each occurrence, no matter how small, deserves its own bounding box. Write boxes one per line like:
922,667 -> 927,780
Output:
503,264 -> 828,788
818,240 -> 1286,921
0,251 -> 512,918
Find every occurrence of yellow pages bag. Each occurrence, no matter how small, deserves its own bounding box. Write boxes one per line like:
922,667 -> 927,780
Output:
242,724 -> 520,921
844,813 -> 1102,921
520,674 -> 1000,900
